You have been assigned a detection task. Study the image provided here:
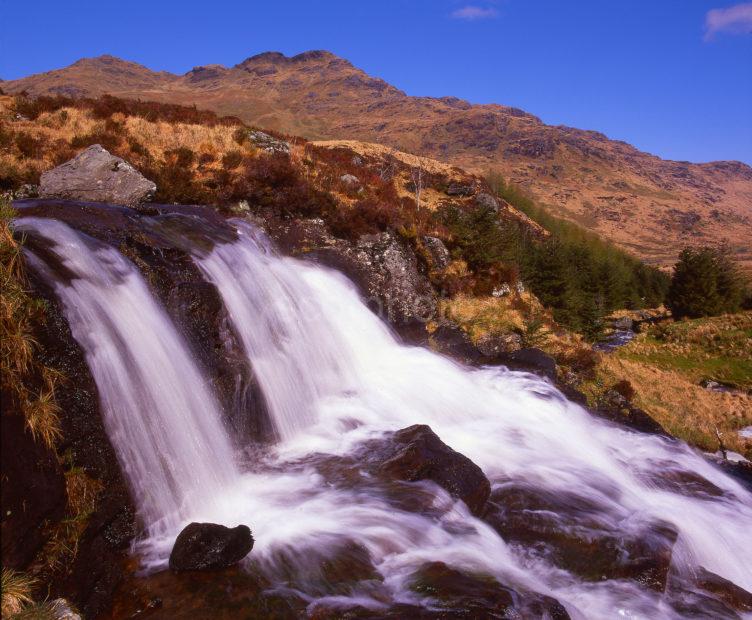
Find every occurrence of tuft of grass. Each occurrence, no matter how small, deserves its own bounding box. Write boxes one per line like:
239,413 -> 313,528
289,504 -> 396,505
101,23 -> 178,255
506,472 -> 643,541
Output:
1,569 -> 37,617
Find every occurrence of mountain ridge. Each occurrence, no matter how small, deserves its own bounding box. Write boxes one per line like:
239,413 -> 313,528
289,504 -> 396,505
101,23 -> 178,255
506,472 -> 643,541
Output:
5,51 -> 751,270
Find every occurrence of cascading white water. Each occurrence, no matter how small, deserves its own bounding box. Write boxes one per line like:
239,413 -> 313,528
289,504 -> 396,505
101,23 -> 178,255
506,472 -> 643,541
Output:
19,214 -> 752,618
192,220 -> 752,619
16,217 -> 239,549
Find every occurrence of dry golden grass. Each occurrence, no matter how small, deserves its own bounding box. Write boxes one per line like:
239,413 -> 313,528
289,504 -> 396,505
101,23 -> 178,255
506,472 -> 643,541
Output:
441,294 -> 531,341
313,140 -> 464,178
591,354 -> 751,456
122,115 -> 243,162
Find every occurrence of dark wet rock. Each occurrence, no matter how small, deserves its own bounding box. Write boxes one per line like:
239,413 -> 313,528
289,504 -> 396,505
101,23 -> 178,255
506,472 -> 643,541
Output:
410,562 -> 514,614
0,413 -> 67,568
694,568 -> 752,612
409,562 -> 571,619
428,322 -> 488,365
474,192 -> 499,211
638,468 -> 726,499
485,482 -> 677,590
365,424 -> 491,516
502,347 -> 556,378
594,388 -> 668,435
422,235 -> 451,270
715,459 -> 752,493
265,538 -> 381,597
111,565 -> 297,619
39,145 -> 156,208
169,523 -> 254,571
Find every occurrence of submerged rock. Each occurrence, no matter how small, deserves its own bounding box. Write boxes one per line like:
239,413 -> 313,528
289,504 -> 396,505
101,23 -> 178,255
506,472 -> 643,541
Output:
169,523 -> 254,571
39,145 -> 156,207
369,424 -> 491,516
484,482 -> 678,590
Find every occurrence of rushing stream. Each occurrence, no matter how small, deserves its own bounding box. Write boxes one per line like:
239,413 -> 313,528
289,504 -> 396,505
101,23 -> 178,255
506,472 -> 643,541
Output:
16,214 -> 752,619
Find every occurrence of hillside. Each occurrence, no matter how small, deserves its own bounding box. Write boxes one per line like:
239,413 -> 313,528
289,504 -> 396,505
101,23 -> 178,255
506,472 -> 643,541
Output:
4,51 -> 752,271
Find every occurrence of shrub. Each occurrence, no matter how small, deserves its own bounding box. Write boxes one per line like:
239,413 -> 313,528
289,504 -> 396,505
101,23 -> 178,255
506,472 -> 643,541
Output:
221,150 -> 243,170
14,132 -> 45,159
165,146 -> 195,168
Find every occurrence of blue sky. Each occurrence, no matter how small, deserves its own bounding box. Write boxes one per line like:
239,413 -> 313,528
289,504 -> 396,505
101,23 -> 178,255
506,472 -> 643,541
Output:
2,0 -> 751,164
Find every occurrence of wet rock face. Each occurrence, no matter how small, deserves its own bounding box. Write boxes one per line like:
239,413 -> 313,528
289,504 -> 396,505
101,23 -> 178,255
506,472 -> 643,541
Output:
24,277 -> 138,618
0,414 -> 66,568
18,200 -> 271,444
365,424 -> 491,516
39,145 -> 156,208
169,523 -> 254,571
484,482 -> 678,590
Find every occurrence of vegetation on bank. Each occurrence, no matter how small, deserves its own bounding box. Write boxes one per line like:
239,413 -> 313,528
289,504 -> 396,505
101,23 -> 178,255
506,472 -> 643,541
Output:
582,313 -> 752,456
1,198 -> 102,612
0,198 -> 61,448
485,173 -> 670,339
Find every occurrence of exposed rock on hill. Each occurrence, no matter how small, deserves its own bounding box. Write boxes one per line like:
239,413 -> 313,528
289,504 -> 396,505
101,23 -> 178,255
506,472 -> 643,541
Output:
6,51 -> 752,269
39,144 -> 156,207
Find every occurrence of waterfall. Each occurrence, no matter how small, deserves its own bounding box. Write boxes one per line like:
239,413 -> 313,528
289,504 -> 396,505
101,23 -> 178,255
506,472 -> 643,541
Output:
194,220 -> 752,618
16,217 -> 239,550
19,213 -> 752,618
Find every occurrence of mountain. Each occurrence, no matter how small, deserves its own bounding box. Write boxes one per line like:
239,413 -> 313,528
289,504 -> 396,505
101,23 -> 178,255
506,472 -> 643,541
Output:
5,52 -> 752,271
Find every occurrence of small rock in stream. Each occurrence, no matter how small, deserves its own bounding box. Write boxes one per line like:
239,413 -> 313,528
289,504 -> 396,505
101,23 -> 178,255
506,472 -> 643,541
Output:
169,522 -> 254,571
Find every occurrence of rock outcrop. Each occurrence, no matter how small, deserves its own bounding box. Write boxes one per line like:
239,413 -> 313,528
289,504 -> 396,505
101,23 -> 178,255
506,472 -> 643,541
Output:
39,145 -> 156,207
169,523 -> 254,571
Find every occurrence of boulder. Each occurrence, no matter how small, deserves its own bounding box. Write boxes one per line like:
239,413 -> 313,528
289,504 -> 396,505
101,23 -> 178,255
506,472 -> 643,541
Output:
340,173 -> 360,187
169,523 -> 253,571
39,145 -> 156,208
247,130 -> 290,154
445,183 -> 474,197
369,424 -> 491,516
474,192 -> 499,211
475,332 -> 523,357
422,236 -> 451,270
353,232 -> 437,326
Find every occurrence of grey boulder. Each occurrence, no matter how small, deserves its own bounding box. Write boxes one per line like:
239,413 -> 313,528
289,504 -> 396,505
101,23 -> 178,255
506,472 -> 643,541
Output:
39,145 -> 156,208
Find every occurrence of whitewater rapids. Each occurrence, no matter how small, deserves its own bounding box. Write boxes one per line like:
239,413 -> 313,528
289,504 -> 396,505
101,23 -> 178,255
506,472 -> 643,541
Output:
17,216 -> 752,619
